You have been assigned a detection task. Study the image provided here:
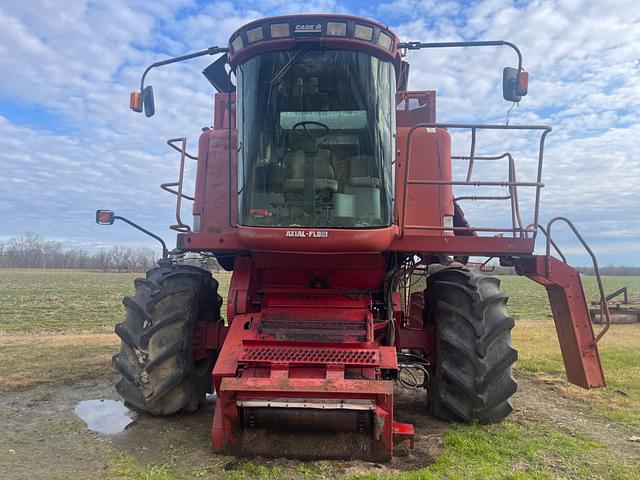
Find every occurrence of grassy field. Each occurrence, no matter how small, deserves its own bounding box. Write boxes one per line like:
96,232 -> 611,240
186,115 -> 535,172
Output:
2,268 -> 637,333
0,269 -> 140,333
0,268 -> 638,479
0,268 -> 232,333
514,319 -> 640,426
497,274 -> 640,320
0,333 -> 116,391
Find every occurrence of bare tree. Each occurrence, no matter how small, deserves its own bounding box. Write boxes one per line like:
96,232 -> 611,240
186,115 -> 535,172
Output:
133,247 -> 156,272
42,240 -> 63,268
110,246 -> 131,272
0,232 -> 161,271
95,249 -> 112,272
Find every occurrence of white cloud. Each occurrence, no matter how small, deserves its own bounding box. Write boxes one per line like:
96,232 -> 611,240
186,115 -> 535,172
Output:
0,0 -> 638,265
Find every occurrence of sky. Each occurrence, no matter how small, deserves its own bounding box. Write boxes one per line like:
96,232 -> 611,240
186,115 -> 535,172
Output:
0,0 -> 638,266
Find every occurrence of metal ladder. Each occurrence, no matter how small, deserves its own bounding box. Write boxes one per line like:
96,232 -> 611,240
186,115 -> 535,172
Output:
161,137 -> 197,232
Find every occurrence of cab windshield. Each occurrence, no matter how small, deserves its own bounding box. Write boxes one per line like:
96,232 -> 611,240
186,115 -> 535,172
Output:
236,49 -> 395,228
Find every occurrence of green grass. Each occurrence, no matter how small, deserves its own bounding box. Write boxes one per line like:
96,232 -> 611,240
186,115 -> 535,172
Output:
105,421 -> 639,480
109,454 -> 287,480
408,272 -> 640,320
514,319 -> 640,427
1,267 -> 635,333
1,269 -> 638,479
0,269 -> 139,333
0,268 -> 232,333
0,332 -> 117,391
110,454 -> 175,480
346,422 -> 604,480
501,273 -> 640,428
498,275 -> 640,320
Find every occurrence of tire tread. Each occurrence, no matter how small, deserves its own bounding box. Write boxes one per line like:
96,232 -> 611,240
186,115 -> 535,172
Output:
426,267 -> 517,424
113,264 -> 221,416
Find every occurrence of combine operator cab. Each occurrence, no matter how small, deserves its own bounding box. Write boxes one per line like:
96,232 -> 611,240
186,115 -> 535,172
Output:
237,50 -> 394,229
99,13 -> 611,462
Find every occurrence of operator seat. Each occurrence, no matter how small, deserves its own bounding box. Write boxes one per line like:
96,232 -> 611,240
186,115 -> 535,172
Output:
343,154 -> 383,222
283,148 -> 338,193
347,155 -> 380,187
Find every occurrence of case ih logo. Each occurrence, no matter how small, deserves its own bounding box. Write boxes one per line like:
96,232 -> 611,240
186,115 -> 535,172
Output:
285,230 -> 329,238
294,23 -> 322,34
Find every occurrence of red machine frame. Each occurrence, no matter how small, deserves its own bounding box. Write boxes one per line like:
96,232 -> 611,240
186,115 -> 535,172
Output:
146,14 -> 610,460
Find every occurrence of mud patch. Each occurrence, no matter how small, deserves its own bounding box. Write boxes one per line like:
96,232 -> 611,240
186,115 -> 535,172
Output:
0,376 -> 445,479
512,370 -> 640,464
1,372 -> 638,479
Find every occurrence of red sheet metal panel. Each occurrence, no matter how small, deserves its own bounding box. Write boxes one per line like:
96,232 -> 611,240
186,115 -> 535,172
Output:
515,255 -> 605,388
396,127 -> 453,237
216,376 -> 395,461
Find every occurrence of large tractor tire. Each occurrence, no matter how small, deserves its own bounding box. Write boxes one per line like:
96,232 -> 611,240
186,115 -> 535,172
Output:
425,268 -> 517,423
112,264 -> 222,415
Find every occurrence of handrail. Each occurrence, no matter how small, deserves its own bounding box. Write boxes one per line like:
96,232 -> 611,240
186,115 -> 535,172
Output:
400,123 -> 552,239
453,153 -> 524,236
545,216 -> 611,344
162,137 -> 197,233
167,137 -> 198,160
525,223 -> 567,263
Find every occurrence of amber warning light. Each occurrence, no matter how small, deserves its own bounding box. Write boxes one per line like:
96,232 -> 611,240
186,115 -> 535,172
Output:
517,71 -> 529,96
130,91 -> 143,112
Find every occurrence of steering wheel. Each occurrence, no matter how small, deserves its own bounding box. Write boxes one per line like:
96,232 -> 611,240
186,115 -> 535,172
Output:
292,121 -> 330,138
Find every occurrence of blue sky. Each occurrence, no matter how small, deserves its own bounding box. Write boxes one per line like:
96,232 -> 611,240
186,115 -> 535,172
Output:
0,0 -> 638,265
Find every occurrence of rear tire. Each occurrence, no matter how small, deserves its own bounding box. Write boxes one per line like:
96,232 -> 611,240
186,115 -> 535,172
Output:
425,268 -> 517,423
112,264 -> 222,415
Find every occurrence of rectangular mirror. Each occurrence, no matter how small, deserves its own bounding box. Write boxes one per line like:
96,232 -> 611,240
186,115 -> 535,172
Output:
143,85 -> 155,117
502,67 -> 522,102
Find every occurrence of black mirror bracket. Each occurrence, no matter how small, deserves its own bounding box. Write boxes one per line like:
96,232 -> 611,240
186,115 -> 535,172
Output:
399,40 -> 523,71
134,46 -> 228,117
95,210 -> 169,259
398,40 -> 528,103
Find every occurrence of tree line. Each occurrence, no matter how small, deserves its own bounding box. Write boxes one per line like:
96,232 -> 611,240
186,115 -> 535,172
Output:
0,232 -> 157,272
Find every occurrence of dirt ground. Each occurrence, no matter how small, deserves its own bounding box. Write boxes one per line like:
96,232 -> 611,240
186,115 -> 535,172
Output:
1,371 -> 638,480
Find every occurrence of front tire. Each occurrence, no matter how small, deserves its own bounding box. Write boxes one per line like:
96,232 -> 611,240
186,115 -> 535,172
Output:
425,268 -> 517,423
112,264 -> 222,415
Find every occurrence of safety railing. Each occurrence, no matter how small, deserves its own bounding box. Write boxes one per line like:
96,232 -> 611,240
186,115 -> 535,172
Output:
453,153 -> 525,235
525,223 -> 566,263
543,216 -> 611,344
162,137 -> 197,232
400,123 -> 552,239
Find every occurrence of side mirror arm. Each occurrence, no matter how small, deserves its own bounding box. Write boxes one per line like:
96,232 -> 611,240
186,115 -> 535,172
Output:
139,46 -> 228,92
132,46 -> 228,116
95,210 -> 169,259
398,40 -> 527,102
398,40 -> 523,72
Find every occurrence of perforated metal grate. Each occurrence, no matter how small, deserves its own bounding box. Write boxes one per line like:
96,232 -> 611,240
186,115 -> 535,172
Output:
241,346 -> 379,366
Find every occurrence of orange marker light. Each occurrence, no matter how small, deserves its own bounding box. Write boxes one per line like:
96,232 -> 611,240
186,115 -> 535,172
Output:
130,91 -> 143,112
516,72 -> 529,96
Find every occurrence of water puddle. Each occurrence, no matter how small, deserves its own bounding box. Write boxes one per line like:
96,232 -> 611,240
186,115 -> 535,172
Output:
75,399 -> 136,434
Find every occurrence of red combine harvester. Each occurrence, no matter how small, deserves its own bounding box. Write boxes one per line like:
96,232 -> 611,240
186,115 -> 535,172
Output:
97,14 -> 611,461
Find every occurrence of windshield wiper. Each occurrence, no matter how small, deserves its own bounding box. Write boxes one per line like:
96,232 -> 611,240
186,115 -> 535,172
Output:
270,49 -> 310,88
